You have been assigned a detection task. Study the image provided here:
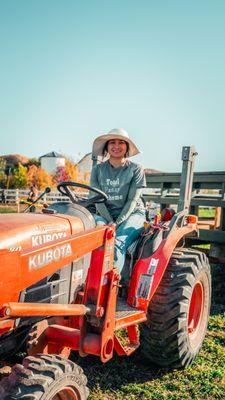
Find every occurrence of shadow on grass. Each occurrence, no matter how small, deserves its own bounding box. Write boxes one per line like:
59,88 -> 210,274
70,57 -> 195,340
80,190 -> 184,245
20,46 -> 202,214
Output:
210,263 -> 225,316
70,309 -> 225,394
71,351 -> 169,392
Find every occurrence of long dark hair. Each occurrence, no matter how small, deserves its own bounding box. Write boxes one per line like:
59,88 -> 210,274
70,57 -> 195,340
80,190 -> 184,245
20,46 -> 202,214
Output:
102,140 -> 130,158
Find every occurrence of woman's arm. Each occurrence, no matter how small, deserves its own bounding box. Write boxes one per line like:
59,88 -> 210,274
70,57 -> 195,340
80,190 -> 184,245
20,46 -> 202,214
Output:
115,163 -> 146,226
90,165 -> 113,223
115,183 -> 143,226
96,203 -> 114,223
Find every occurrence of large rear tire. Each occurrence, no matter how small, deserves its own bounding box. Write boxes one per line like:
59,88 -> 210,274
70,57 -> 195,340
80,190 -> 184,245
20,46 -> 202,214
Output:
140,248 -> 211,368
0,354 -> 89,399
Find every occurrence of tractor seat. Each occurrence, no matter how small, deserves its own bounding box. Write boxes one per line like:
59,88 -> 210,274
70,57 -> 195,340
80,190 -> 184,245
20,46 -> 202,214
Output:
121,226 -> 165,286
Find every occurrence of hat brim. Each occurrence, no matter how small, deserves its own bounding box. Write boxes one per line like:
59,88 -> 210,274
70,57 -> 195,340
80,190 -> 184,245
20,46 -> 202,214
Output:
92,134 -> 140,157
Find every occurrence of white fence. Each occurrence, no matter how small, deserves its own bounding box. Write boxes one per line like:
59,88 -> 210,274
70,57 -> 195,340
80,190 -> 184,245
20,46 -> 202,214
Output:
0,189 -> 81,204
1,189 -> 216,208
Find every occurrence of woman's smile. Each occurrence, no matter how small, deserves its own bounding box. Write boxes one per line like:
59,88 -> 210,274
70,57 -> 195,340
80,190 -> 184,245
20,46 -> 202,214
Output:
108,140 -> 127,158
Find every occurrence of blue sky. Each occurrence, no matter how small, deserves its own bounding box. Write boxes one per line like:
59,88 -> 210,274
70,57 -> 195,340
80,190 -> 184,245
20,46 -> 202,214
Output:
0,0 -> 224,172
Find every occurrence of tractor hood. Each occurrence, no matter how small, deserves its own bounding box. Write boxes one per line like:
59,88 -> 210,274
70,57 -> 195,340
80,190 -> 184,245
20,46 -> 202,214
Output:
0,213 -> 85,252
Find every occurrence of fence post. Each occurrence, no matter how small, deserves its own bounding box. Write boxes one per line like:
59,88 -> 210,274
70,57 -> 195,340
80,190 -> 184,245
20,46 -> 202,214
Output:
15,189 -> 20,212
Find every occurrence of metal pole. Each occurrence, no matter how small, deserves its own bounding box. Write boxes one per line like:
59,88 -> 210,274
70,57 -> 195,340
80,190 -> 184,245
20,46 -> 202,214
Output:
177,146 -> 197,213
23,187 -> 51,213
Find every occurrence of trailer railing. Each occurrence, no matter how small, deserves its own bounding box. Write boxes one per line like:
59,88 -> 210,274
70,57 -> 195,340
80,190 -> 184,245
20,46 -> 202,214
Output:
143,171 -> 225,244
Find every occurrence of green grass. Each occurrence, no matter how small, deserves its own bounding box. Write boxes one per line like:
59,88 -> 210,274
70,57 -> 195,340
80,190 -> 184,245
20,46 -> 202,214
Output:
74,314 -> 225,400
198,208 -> 216,218
0,205 -> 17,213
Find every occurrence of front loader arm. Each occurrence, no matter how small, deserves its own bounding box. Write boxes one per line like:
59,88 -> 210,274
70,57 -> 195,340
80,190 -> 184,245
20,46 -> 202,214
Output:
0,226 -> 112,308
0,224 -> 119,363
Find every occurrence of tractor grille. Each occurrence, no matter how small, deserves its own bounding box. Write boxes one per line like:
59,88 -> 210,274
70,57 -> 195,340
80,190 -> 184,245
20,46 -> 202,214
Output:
20,265 -> 72,305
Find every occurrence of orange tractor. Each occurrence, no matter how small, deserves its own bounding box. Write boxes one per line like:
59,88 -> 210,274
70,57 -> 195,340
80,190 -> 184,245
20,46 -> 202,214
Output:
0,147 -> 211,399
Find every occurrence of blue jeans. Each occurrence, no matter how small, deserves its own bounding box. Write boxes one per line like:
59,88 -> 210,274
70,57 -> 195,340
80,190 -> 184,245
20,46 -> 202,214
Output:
94,211 -> 146,273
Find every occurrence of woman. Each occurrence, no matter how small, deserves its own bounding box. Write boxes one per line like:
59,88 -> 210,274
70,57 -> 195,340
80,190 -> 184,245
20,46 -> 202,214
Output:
90,128 -> 146,275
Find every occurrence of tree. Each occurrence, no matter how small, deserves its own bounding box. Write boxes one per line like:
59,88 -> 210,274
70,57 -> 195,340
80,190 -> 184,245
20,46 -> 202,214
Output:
84,171 -> 91,184
0,158 -> 7,188
65,159 -> 78,181
53,158 -> 78,185
27,164 -> 39,187
12,163 -> 28,188
24,158 -> 41,168
53,166 -> 70,185
36,168 -> 53,190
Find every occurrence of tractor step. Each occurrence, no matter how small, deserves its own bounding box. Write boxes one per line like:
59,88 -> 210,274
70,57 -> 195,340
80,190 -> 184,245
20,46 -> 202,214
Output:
115,299 -> 146,330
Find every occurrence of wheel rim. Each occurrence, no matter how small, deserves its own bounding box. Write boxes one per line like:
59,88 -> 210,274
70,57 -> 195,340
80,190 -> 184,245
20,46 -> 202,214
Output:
53,386 -> 80,400
188,281 -> 203,336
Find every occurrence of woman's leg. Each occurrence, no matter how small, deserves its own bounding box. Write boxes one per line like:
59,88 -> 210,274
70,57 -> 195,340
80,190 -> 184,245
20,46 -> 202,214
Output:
114,211 -> 146,273
93,214 -> 108,226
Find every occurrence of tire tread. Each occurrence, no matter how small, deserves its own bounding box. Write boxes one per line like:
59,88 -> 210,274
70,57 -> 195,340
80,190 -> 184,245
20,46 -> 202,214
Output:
140,247 -> 211,368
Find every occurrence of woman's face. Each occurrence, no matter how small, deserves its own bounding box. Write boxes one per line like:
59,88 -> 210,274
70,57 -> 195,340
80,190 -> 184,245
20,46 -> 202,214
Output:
107,139 -> 127,158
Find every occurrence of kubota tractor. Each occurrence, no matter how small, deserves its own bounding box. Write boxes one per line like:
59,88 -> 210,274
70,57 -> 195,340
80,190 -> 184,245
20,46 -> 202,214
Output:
0,147 -> 211,399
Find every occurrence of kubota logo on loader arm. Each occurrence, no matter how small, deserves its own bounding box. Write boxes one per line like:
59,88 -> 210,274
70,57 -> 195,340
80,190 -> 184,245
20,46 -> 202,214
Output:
29,244 -> 72,270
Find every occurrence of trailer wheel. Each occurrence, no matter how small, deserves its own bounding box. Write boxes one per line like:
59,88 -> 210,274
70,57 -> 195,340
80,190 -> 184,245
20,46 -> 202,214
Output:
140,248 -> 211,368
0,354 -> 89,399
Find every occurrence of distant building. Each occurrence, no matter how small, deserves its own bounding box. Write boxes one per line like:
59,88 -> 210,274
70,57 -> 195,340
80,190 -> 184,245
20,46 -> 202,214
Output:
39,151 -> 65,173
76,153 -> 106,182
76,153 -> 92,182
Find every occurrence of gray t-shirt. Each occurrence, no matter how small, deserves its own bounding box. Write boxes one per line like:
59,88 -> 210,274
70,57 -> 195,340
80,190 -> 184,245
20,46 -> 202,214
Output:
90,160 -> 146,220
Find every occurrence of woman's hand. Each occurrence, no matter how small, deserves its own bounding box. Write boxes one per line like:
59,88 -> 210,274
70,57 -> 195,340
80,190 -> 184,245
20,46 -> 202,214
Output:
108,221 -> 117,229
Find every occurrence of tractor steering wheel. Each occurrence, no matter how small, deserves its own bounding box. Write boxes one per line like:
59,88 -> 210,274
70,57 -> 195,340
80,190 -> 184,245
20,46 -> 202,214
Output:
57,181 -> 108,206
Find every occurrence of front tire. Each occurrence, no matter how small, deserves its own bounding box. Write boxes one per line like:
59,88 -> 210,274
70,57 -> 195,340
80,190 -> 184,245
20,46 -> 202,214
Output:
0,354 -> 89,399
140,248 -> 211,368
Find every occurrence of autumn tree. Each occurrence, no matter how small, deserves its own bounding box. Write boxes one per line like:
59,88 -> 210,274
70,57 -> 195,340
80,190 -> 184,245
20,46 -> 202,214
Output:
36,168 -> 53,190
84,171 -> 91,184
0,158 -> 7,188
27,165 -> 39,187
65,159 -> 78,181
53,166 -> 69,184
12,163 -> 28,188
53,158 -> 78,185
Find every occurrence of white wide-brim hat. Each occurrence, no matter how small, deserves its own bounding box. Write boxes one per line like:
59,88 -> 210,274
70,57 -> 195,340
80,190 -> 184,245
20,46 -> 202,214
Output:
92,128 -> 140,158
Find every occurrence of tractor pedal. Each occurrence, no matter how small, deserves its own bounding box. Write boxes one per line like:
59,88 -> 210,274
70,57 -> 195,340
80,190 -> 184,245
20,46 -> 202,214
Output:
115,299 -> 146,330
